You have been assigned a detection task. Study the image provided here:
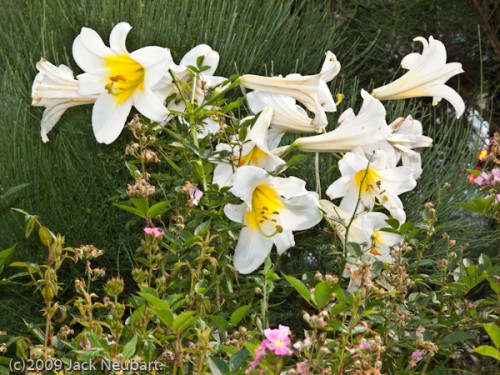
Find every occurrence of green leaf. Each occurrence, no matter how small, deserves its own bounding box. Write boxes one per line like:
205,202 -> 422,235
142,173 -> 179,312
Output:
0,183 -> 30,206
171,311 -> 197,333
440,331 -> 475,345
238,123 -> 248,141
121,335 -> 138,359
0,245 -> 15,274
24,215 -> 39,238
332,284 -> 346,303
208,315 -> 230,330
146,201 -> 171,218
400,222 -> 413,234
38,226 -> 53,247
139,286 -> 159,298
228,349 -> 249,372
194,220 -> 211,236
230,304 -> 251,326
330,302 -> 346,316
346,242 -> 362,257
473,345 -> 500,361
131,198 -> 149,215
113,203 -> 145,217
207,356 -> 229,375
385,218 -> 400,229
313,281 -> 333,308
484,324 -> 500,348
138,292 -> 173,327
195,279 -> 208,295
285,154 -> 308,167
283,274 -> 311,302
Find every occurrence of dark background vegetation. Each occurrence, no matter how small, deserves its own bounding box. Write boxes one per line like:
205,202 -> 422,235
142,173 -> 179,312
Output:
0,0 -> 498,337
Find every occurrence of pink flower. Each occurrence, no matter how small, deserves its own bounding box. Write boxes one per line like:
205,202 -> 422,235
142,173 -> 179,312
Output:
188,187 -> 204,206
144,227 -> 164,238
249,341 -> 268,368
360,342 -> 371,350
296,362 -> 309,375
411,349 -> 423,361
263,325 -> 293,356
492,168 -> 500,184
474,171 -> 490,187
85,338 -> 92,349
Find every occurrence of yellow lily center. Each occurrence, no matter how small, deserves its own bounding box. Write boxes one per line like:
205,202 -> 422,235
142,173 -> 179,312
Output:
246,184 -> 283,236
104,54 -> 145,104
354,167 -> 381,194
239,146 -> 267,166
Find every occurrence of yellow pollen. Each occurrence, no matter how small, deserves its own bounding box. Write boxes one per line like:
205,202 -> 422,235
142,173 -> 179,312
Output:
246,184 -> 283,235
239,146 -> 267,166
354,167 -> 381,194
104,54 -> 145,104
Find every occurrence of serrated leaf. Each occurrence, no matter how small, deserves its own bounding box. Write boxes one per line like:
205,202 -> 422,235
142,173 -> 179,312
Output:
440,331 -> 475,345
283,274 -> 311,302
473,345 -> 500,361
207,356 -> 229,375
314,281 -> 332,308
483,324 -> 500,348
230,304 -> 251,326
121,335 -> 138,358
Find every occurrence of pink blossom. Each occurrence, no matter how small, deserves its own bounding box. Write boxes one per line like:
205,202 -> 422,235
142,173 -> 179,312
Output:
85,338 -> 92,349
188,187 -> 204,206
492,168 -> 500,184
296,362 -> 309,375
264,325 -> 293,356
474,171 -> 490,187
411,349 -> 423,361
249,341 -> 268,368
360,342 -> 371,350
144,227 -> 165,238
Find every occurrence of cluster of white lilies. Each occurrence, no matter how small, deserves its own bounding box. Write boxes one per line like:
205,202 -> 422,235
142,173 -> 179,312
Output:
32,22 -> 465,285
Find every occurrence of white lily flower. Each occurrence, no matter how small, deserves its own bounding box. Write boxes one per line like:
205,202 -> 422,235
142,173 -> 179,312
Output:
32,58 -> 98,142
320,200 -> 402,264
293,90 -> 391,152
362,115 -> 433,179
240,51 -> 340,128
212,107 -> 285,187
326,148 -> 416,222
246,91 -> 318,135
72,22 -> 173,144
372,36 -> 465,118
224,166 -> 322,273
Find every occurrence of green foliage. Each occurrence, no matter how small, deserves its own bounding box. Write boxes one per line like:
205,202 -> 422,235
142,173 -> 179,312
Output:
0,1 -> 499,374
